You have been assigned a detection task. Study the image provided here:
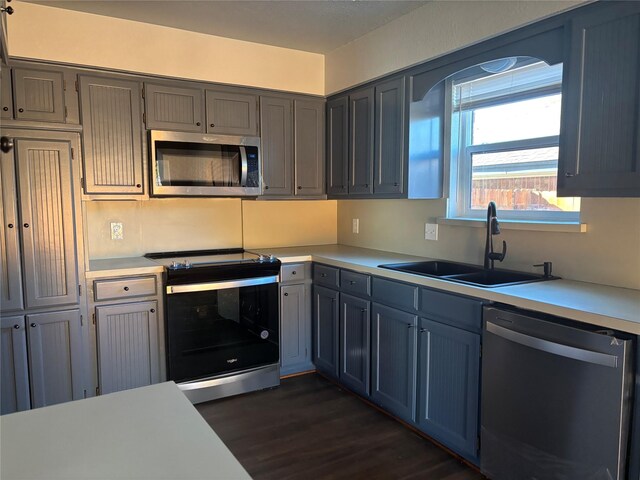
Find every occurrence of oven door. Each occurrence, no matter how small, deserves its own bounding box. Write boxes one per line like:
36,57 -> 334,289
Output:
165,275 -> 279,383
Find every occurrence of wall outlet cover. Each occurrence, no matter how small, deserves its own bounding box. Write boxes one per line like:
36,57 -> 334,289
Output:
110,222 -> 124,240
352,218 -> 360,234
425,222 -> 438,241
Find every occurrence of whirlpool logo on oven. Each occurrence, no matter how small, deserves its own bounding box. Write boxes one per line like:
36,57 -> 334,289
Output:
226,358 -> 238,364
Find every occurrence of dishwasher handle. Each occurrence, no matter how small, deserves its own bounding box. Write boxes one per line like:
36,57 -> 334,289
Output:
486,320 -> 618,368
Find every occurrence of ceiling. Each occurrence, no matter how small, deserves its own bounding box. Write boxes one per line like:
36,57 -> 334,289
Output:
25,1 -> 429,54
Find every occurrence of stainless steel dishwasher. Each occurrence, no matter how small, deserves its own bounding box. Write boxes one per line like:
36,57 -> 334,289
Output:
481,306 -> 634,480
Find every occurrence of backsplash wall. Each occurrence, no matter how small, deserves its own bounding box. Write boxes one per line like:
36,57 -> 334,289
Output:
85,199 -> 337,259
337,198 -> 640,290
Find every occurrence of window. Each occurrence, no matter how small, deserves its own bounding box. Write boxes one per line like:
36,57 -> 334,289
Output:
447,58 -> 580,222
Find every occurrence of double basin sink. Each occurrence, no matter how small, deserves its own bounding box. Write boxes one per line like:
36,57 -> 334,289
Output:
379,260 -> 556,288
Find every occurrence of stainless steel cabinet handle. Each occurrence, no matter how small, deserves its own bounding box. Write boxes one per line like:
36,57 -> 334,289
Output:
30,323 -> 36,328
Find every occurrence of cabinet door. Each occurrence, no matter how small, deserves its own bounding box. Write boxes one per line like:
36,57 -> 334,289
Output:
559,4 -> 640,197
206,90 -> 258,136
79,76 -> 144,195
1,63 -> 11,119
339,293 -> 370,397
375,77 -> 405,196
96,301 -> 161,394
280,284 -> 310,374
349,87 -> 374,195
260,96 -> 293,196
27,310 -> 83,408
144,83 -> 204,132
16,137 -> 78,309
326,96 -> 349,196
294,99 -> 325,196
0,145 -> 23,312
15,137 -> 78,309
417,318 -> 480,462
371,303 -> 417,423
12,67 -> 66,123
1,316 -> 30,414
313,285 -> 339,378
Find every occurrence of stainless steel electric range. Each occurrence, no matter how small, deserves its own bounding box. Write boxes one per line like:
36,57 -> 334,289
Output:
144,249 -> 281,404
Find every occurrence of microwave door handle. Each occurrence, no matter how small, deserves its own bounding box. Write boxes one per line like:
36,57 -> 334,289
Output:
239,146 -> 248,186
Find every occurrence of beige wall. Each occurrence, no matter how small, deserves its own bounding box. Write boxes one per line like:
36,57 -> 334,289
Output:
337,198 -> 640,290
8,1 -> 324,95
325,0 -> 586,94
85,199 -> 336,259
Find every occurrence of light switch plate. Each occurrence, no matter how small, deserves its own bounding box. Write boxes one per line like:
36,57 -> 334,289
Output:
352,218 -> 360,234
110,222 -> 124,240
425,223 -> 438,241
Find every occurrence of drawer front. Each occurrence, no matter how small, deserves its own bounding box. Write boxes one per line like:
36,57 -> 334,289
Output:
314,264 -> 340,289
419,288 -> 483,333
94,276 -> 157,302
281,264 -> 306,282
341,270 -> 371,297
372,277 -> 418,312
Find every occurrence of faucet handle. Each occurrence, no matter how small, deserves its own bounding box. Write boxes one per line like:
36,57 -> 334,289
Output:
489,240 -> 507,263
534,261 -> 552,278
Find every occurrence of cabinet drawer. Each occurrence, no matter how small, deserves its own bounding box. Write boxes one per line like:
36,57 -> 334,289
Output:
341,270 -> 371,297
281,264 -> 306,282
419,288 -> 483,333
314,264 -> 339,289
94,276 -> 157,301
372,277 -> 418,312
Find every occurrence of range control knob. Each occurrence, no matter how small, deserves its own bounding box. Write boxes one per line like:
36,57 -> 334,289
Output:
257,254 -> 267,262
269,254 -> 277,262
171,261 -> 179,269
183,260 -> 192,269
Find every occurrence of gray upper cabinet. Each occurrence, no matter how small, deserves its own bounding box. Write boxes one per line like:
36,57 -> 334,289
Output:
27,309 -> 83,408
1,63 -> 11,119
559,3 -> 640,197
96,301 -> 161,394
260,96 -> 293,196
144,83 -> 204,132
79,75 -> 145,195
12,67 -> 66,123
313,285 -> 339,378
374,77 -> 406,196
371,303 -> 417,423
1,316 -> 31,415
15,136 -> 78,309
326,96 -> 349,196
206,90 -> 258,136
0,147 -> 23,312
294,99 -> 325,196
349,87 -> 375,195
339,293 -> 370,397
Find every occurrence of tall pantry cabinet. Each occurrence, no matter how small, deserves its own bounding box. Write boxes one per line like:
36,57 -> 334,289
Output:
0,129 -> 86,415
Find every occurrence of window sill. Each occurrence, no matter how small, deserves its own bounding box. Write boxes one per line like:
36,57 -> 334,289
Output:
438,217 -> 587,233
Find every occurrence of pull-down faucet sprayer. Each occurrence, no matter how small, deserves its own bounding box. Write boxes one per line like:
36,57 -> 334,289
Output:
484,201 -> 507,270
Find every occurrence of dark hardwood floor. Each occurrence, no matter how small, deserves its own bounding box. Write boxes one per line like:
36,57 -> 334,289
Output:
196,373 -> 484,480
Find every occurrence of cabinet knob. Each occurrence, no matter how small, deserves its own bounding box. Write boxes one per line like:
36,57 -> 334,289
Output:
210,123 -> 215,128
136,184 -> 141,188
407,324 -> 414,329
7,223 -> 13,228
565,172 -> 574,177
291,271 -> 296,275
264,185 -> 269,190
297,186 -> 302,190
349,280 -> 356,285
196,122 -> 201,126
30,323 -> 37,328
13,324 -> 20,329
361,309 -> 366,313
2,107 -> 8,111
23,223 -> 29,228
320,273 -> 327,277
18,108 -> 24,113
150,308 -> 155,313
123,286 -> 129,291
394,182 -> 399,187
364,183 -> 369,188
283,292 -> 289,296
420,328 -> 426,333
1,136 -> 13,153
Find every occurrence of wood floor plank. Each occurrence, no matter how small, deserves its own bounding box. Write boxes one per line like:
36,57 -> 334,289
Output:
196,373 -> 484,480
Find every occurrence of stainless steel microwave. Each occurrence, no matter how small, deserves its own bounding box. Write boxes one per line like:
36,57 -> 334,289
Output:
149,130 -> 261,197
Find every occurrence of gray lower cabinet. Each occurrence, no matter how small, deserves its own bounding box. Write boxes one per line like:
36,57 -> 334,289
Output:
280,283 -> 312,375
326,96 -> 349,196
339,293 -> 370,397
371,303 -> 418,423
206,90 -> 258,136
559,3 -> 640,197
313,285 -> 339,378
260,96 -> 293,196
95,301 -> 161,394
294,99 -> 325,196
79,75 -> 145,196
349,87 -> 375,195
374,77 -> 405,196
12,66 -> 66,123
144,82 -> 204,132
27,310 -> 84,409
1,63 -> 11,119
417,317 -> 481,462
1,316 -> 30,414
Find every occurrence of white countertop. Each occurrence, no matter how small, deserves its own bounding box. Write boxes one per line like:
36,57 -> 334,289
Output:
0,382 -> 251,480
251,245 -> 640,335
86,257 -> 164,279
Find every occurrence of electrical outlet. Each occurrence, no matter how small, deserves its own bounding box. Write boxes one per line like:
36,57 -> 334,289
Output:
352,218 -> 360,234
110,222 -> 124,240
424,223 -> 438,241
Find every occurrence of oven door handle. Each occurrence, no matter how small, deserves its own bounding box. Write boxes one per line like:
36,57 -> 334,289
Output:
166,275 -> 279,294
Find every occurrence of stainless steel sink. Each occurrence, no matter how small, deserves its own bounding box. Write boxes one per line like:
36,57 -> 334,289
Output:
379,260 -> 557,288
